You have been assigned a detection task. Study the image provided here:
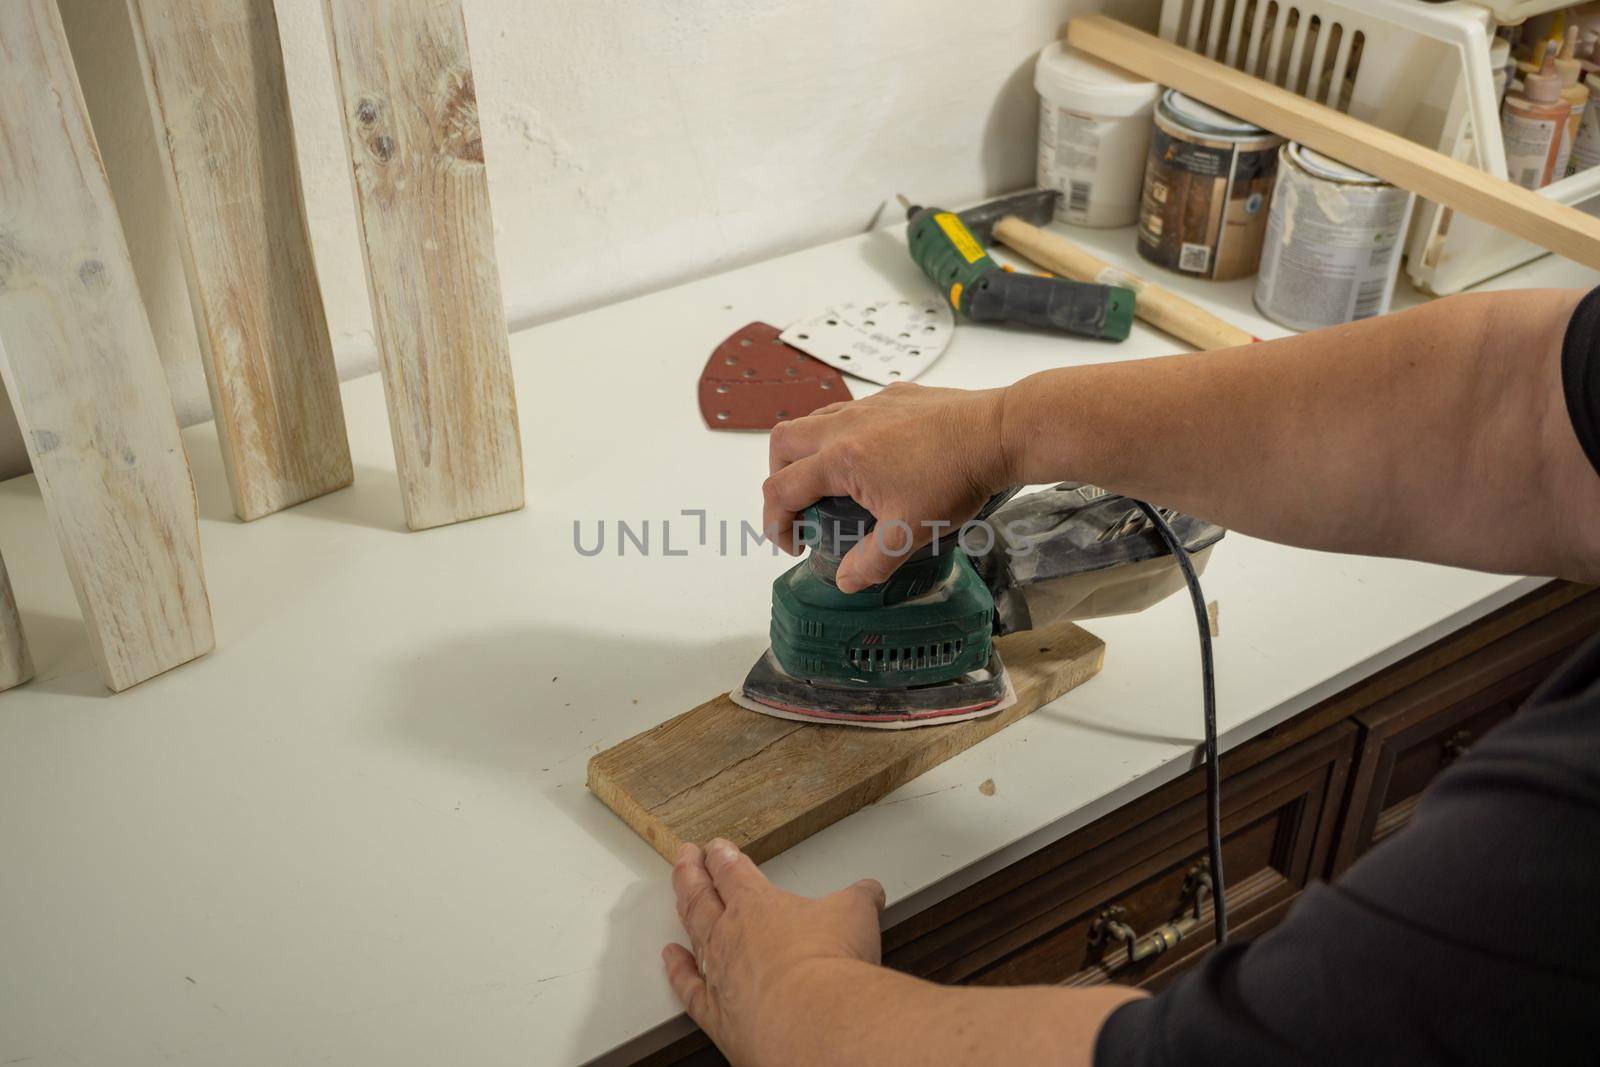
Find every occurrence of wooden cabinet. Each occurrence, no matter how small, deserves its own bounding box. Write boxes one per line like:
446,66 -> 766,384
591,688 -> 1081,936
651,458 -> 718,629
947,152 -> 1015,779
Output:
630,582 -> 1598,1067
883,723 -> 1352,990
1329,587 -> 1600,875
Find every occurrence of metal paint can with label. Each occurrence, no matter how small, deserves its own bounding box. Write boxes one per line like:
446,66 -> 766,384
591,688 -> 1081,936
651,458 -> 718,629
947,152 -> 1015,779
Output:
1136,91 -> 1283,281
1253,143 -> 1413,332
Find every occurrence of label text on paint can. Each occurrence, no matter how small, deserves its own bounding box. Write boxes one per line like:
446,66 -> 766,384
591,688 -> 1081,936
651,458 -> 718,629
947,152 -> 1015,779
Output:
1253,143 -> 1412,332
1136,95 -> 1282,281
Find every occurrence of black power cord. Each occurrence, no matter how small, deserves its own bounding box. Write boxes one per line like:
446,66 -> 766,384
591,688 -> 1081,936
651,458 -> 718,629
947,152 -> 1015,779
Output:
1132,500 -> 1227,945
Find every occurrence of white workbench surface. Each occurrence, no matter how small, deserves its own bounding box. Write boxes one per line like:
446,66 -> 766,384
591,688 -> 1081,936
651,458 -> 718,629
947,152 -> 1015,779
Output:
0,217 -> 1592,1067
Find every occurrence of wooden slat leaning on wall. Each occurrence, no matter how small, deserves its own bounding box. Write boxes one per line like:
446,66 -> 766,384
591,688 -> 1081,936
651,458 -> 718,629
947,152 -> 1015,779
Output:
127,0 -> 353,522
0,552 -> 32,692
0,0 -> 215,692
320,0 -> 524,531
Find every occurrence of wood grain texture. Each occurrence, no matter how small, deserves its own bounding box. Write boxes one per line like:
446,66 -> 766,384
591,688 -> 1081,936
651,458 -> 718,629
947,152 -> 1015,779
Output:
321,0 -> 523,530
588,622 -> 1105,864
128,0 -> 352,522
1067,16 -> 1600,273
0,551 -> 32,692
0,0 -> 215,692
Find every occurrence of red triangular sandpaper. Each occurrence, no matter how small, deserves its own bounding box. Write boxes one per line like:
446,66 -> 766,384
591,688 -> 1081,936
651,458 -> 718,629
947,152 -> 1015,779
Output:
699,322 -> 851,431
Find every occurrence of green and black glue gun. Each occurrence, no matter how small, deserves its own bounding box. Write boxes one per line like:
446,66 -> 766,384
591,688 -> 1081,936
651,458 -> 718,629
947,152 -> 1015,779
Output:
900,195 -> 1134,342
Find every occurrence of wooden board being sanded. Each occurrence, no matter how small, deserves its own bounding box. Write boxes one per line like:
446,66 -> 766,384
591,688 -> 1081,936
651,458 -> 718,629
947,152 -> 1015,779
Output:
588,622 -> 1104,864
1066,15 -> 1600,274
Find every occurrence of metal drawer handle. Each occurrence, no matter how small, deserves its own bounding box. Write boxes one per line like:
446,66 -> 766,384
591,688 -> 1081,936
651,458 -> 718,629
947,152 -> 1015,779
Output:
1441,728 -> 1474,766
1088,862 -> 1213,967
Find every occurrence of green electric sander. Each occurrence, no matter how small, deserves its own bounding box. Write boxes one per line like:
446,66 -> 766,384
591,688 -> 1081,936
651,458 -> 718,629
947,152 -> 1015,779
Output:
738,493 -> 1019,726
734,486 -> 1227,729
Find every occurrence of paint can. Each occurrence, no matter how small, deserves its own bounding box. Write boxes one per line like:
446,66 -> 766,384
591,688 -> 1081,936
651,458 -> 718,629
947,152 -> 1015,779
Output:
1253,143 -> 1413,332
1136,91 -> 1283,281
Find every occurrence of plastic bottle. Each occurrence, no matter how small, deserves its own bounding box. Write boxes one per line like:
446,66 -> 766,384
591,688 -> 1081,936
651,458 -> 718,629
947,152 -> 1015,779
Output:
1516,11 -> 1566,75
1502,57 -> 1571,188
1574,4 -> 1600,43
1492,36 -> 1512,107
1556,27 -> 1590,173
1572,65 -> 1600,172
1579,31 -> 1600,79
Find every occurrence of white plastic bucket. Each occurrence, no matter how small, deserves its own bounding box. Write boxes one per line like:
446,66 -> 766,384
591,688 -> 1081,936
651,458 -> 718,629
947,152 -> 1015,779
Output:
1034,42 -> 1160,228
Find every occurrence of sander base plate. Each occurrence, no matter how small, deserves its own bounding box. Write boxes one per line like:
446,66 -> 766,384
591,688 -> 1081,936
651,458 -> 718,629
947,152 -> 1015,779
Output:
731,650 -> 1016,730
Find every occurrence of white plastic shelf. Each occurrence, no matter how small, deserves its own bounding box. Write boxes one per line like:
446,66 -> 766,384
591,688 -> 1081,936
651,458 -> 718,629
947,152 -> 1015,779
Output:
1159,0 -> 1600,293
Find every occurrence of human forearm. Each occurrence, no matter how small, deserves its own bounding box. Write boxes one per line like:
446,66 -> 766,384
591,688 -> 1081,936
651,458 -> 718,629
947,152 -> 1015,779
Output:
757,957 -> 1142,1067
1000,289 -> 1600,579
762,287 -> 1600,590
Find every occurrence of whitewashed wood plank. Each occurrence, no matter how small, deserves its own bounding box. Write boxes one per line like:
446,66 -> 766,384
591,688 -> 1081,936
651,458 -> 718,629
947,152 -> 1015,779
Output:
0,0 -> 215,692
128,0 -> 352,522
321,0 -> 524,531
0,551 -> 31,692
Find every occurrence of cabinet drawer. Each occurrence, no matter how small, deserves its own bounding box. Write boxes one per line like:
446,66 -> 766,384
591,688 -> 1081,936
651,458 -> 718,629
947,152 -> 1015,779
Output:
883,723 -> 1355,988
1330,593 -> 1600,875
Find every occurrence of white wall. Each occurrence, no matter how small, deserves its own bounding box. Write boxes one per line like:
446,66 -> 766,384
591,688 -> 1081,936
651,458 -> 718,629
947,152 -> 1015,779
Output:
0,0 -> 1156,479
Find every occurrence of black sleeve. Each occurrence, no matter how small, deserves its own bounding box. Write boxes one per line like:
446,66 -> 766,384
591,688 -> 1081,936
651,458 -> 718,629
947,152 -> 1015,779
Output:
1562,285 -> 1600,480
1094,635 -> 1600,1067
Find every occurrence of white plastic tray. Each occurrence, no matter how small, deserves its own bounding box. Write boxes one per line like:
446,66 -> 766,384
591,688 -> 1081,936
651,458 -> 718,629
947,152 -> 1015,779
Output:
1158,0 -> 1600,293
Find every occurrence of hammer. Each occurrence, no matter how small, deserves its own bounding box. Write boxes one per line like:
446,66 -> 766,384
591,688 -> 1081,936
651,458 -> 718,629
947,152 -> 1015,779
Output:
957,190 -> 1257,351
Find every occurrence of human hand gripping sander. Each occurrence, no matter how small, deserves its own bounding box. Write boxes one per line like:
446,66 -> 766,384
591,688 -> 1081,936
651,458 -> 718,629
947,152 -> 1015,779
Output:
732,487 -> 1224,728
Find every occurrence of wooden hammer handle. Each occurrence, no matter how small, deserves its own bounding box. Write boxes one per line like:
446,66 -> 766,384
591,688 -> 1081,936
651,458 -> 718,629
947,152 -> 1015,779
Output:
992,217 -> 1255,351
